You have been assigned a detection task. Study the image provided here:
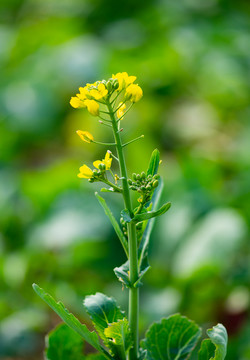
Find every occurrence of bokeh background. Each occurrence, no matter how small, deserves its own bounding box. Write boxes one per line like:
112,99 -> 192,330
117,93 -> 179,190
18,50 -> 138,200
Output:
0,0 -> 250,358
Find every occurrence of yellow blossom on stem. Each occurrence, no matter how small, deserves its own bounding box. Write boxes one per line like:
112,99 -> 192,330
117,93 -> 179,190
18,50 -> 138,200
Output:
125,84 -> 143,102
112,72 -> 136,91
77,165 -> 94,179
84,99 -> 99,116
88,83 -> 108,100
117,103 -> 126,120
76,130 -> 94,143
93,151 -> 112,170
70,97 -> 86,109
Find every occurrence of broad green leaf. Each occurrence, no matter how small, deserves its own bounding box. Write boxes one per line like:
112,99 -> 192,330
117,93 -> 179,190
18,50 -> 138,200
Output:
32,284 -> 112,360
146,149 -> 160,176
104,319 -> 132,360
132,202 -> 171,223
83,293 -> 124,340
141,314 -> 201,360
86,355 -> 107,360
198,339 -> 216,360
95,192 -> 128,258
199,324 -> 228,360
45,323 -> 85,360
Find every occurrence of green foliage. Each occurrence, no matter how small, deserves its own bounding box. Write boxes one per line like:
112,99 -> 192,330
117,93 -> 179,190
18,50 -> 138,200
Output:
132,202 -> 171,223
199,324 -> 228,360
83,292 -> 124,340
104,319 -> 132,360
146,149 -> 160,176
141,314 -> 201,360
32,284 -> 112,359
45,323 -> 85,360
95,192 -> 128,257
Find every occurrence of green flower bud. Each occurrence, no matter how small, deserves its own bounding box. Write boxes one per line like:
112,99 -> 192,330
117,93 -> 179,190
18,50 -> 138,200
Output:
128,179 -> 133,185
141,171 -> 146,179
154,174 -> 160,179
146,184 -> 152,191
136,174 -> 141,180
132,173 -> 137,181
93,169 -> 98,176
152,180 -> 159,188
141,185 -> 146,191
98,163 -> 106,171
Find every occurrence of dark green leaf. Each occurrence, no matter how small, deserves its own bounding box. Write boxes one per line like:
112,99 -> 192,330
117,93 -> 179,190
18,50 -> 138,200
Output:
198,339 -> 216,360
199,324 -> 228,360
104,319 -> 132,360
32,284 -> 112,360
121,209 -> 132,223
146,149 -> 160,176
95,192 -> 128,258
141,313 -> 201,360
132,202 -> 171,223
83,293 -> 124,341
45,323 -> 85,360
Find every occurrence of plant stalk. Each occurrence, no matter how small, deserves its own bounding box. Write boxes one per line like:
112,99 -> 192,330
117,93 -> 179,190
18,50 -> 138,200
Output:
106,100 -> 139,360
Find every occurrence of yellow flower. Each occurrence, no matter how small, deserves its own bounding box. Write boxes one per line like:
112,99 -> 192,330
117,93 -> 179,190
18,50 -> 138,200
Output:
70,97 -> 86,109
84,99 -> 99,116
93,151 -> 112,170
112,72 -> 136,91
117,102 -> 126,120
76,130 -> 94,143
88,83 -> 108,100
125,84 -> 143,102
77,87 -> 88,100
77,165 -> 94,179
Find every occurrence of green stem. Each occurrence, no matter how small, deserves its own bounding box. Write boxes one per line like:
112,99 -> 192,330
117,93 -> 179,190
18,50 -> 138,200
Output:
106,99 -> 139,360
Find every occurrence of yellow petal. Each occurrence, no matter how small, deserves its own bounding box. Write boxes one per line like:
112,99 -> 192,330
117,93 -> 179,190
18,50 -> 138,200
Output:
93,160 -> 103,169
70,97 -> 85,109
84,99 -> 99,116
117,102 -> 126,120
76,130 -> 94,143
78,164 -> 93,178
125,84 -> 143,102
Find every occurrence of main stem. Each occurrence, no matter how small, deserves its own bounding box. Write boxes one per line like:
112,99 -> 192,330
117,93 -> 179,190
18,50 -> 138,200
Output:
106,100 -> 139,360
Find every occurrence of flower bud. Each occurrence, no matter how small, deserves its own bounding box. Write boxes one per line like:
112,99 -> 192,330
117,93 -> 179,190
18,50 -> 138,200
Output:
132,173 -> 137,181
136,174 -> 141,180
128,179 -> 132,185
146,184 -> 152,191
152,180 -> 159,188
98,163 -> 106,171
141,171 -> 146,179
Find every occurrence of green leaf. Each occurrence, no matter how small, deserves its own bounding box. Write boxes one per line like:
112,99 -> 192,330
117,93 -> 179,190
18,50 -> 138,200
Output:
146,149 -> 160,176
198,339 -> 216,360
83,293 -> 124,341
45,323 -> 85,360
86,355 -> 107,360
120,209 -> 132,223
138,179 -> 163,270
32,284 -> 112,360
113,261 -> 131,288
141,314 -> 201,360
95,192 -> 128,258
104,319 -> 132,360
199,324 -> 228,360
132,202 -> 171,223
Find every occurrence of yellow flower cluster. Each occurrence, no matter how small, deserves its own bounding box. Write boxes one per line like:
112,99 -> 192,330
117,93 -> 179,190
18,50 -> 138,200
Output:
78,151 -> 112,179
70,72 -> 143,116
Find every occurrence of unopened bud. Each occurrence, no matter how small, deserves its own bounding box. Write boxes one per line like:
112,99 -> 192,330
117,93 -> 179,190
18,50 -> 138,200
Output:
136,174 -> 141,180
132,173 -> 137,181
141,171 -> 146,179
98,163 -> 106,171
152,180 -> 159,188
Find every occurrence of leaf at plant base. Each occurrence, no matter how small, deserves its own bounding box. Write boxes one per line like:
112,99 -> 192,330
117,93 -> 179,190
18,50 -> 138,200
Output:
199,324 -> 228,360
141,314 -> 201,360
32,284 -> 112,360
132,202 -> 171,223
83,293 -> 124,340
198,339 -> 216,360
104,319 -> 132,360
45,323 -> 85,360
146,149 -> 160,176
95,192 -> 128,258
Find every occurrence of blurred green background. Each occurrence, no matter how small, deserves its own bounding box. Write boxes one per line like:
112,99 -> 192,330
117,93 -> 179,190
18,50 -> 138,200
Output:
0,0 -> 250,359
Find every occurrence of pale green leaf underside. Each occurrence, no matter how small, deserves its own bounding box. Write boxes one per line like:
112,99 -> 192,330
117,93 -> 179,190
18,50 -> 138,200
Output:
32,284 -> 112,360
207,324 -> 228,360
83,293 -> 124,340
45,323 -> 85,360
141,313 -> 201,360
